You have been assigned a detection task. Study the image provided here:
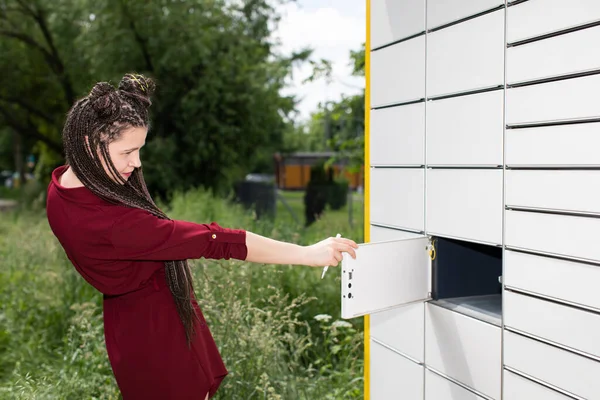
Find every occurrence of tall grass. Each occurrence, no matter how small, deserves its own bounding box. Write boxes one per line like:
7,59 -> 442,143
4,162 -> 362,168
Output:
0,189 -> 364,399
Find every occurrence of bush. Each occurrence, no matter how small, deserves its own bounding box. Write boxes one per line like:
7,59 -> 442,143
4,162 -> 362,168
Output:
328,178 -> 349,211
0,189 -> 364,399
303,162 -> 330,227
304,163 -> 350,225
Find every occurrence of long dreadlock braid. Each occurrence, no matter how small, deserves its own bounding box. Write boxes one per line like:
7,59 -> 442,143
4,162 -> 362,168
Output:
63,73 -> 199,346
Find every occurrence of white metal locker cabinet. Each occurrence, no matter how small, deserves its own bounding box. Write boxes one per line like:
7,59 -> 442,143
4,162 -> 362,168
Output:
504,291 -> 600,359
370,103 -> 425,166
505,122 -> 600,167
506,0 -> 600,43
425,369 -> 487,400
370,302 -> 425,363
370,168 -> 424,231
504,331 -> 600,400
362,0 -> 600,399
504,250 -> 600,310
371,36 -> 425,107
503,371 -> 574,400
425,304 -> 501,399
426,9 -> 504,97
370,341 -> 424,400
505,74 -> 600,125
370,225 -> 424,241
426,169 -> 503,245
370,0 -> 425,49
341,238 -> 431,319
505,210 -> 600,262
506,170 -> 600,214
426,0 -> 503,30
426,90 -> 503,166
507,25 -> 600,84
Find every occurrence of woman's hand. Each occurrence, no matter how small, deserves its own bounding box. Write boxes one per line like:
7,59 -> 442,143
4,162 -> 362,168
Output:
244,232 -> 358,267
303,236 -> 359,267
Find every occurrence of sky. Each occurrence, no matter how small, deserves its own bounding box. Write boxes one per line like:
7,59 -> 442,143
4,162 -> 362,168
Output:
273,0 -> 366,122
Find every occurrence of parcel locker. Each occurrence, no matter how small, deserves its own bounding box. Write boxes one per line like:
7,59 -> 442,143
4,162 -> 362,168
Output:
361,0 -> 600,398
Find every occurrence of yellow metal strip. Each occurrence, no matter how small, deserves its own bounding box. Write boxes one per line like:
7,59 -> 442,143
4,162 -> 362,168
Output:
364,0 -> 371,398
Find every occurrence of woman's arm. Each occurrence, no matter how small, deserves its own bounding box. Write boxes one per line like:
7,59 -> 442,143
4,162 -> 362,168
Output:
245,232 -> 358,267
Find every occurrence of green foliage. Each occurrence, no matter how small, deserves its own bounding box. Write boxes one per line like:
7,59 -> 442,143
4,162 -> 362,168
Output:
303,162 -> 349,226
0,189 -> 364,399
284,44 -> 365,174
0,0 -> 327,197
328,178 -> 349,211
350,44 -> 365,77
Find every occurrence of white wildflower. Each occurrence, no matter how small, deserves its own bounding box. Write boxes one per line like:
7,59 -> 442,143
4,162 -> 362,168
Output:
314,314 -> 332,322
331,320 -> 353,329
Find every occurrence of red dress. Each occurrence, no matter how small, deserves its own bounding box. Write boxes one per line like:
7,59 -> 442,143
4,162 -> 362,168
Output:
46,166 -> 248,399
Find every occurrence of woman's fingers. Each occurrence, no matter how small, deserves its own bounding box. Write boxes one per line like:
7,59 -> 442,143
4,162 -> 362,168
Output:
334,237 -> 358,248
333,242 -> 357,259
320,237 -> 359,268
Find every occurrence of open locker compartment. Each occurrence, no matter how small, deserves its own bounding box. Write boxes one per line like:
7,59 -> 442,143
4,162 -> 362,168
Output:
430,237 -> 502,326
341,235 -> 502,325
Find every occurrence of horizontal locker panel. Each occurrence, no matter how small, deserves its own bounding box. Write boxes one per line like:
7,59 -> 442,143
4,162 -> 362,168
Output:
370,168 -> 424,231
371,37 -> 425,107
427,90 -> 503,166
506,170 -> 600,214
504,331 -> 600,400
427,10 -> 504,97
426,169 -> 503,245
505,123 -> 600,166
504,370 -> 575,400
370,302 -> 425,363
507,0 -> 600,43
425,369 -> 486,400
426,303 -> 502,399
370,225 -> 424,241
507,25 -> 600,84
506,74 -> 600,125
504,290 -> 600,359
505,210 -> 600,262
505,250 -> 600,311
370,340 -> 424,400
427,0 -> 503,30
371,0 -> 425,48
371,102 -> 424,165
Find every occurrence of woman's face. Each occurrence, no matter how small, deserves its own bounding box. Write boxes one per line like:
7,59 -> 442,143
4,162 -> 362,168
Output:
104,126 -> 147,182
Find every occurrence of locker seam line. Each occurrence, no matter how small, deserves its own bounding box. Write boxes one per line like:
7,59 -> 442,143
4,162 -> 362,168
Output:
505,246 -> 600,267
507,18 -> 600,48
505,286 -> 600,315
371,337 -> 424,366
423,0 -> 429,395
504,326 -> 600,363
425,366 -> 496,400
427,4 -> 505,34
503,366 -> 584,400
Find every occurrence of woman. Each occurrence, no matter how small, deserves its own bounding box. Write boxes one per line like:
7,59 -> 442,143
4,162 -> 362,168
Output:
46,73 -> 358,399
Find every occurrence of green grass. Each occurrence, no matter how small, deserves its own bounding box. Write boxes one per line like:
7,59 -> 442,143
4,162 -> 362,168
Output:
276,189 -> 364,231
0,189 -> 365,399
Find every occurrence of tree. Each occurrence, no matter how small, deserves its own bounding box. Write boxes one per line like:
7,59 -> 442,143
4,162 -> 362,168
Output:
284,44 -> 365,174
0,0 -> 321,198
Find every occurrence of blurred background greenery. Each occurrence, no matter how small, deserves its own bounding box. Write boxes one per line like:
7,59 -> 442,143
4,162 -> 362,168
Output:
0,0 -> 365,200
0,0 -> 366,399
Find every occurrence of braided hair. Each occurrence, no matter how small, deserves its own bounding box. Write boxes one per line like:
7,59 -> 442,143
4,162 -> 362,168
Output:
63,73 -> 198,346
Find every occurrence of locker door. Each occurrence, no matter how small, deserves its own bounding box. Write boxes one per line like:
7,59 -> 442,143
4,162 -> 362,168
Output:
341,237 -> 432,319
